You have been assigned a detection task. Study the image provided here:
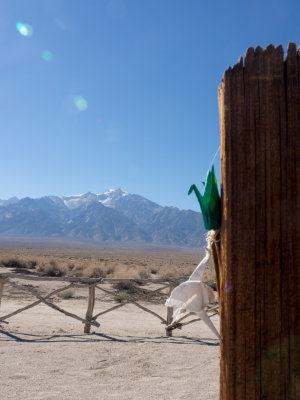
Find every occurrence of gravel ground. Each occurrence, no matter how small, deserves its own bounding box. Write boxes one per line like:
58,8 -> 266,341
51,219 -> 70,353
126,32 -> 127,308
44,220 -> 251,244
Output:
0,297 -> 220,400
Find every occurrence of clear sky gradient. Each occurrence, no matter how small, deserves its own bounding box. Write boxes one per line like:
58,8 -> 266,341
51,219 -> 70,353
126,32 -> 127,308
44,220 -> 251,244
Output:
1,0 -> 299,210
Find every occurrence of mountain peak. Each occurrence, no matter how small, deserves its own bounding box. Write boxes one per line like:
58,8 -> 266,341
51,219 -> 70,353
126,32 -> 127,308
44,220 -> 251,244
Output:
0,196 -> 19,207
0,189 -> 205,247
97,188 -> 128,207
63,192 -> 98,209
99,188 -> 128,196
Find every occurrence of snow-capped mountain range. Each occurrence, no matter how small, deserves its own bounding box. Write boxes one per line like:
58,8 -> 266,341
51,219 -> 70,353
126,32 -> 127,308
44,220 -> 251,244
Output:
0,189 -> 205,247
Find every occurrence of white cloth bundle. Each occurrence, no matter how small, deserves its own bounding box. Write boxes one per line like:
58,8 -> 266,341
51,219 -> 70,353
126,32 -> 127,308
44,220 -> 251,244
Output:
165,281 -> 215,319
165,233 -> 221,340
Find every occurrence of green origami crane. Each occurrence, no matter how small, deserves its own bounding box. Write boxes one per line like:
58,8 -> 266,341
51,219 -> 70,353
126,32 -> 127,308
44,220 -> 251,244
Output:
188,165 -> 221,230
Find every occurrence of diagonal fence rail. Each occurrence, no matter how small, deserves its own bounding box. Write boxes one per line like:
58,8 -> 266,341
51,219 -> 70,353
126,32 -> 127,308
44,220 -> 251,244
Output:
0,273 -> 218,336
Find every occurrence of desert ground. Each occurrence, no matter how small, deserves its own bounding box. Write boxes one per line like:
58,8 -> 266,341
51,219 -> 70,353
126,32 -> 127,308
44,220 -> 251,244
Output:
0,241 -> 220,400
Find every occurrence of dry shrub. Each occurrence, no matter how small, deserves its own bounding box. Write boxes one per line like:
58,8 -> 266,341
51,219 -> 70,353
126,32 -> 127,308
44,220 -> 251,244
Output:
112,281 -> 137,303
138,267 -> 151,279
68,263 -> 75,271
58,289 -> 74,299
201,264 -> 216,282
87,266 -> 105,278
27,260 -> 37,268
92,263 -> 148,279
81,261 -> 116,278
113,290 -> 129,303
157,254 -> 216,283
1,257 -> 30,269
112,279 -> 166,304
105,267 -> 115,277
158,266 -> 184,279
112,265 -> 141,279
0,249 -> 209,284
159,263 -> 216,283
113,281 -> 137,293
72,265 -> 84,277
36,260 -> 67,277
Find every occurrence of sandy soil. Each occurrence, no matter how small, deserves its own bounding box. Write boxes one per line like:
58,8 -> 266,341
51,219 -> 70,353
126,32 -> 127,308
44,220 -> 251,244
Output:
0,293 -> 220,400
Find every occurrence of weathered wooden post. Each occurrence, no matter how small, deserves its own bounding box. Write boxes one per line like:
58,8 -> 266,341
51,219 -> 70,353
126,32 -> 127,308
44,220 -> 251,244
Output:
84,284 -> 96,333
218,43 -> 299,399
0,279 -> 5,308
166,308 -> 173,337
166,284 -> 174,337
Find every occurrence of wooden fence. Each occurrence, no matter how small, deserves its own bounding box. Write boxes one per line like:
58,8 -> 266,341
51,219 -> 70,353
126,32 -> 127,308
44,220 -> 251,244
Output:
0,273 -> 218,336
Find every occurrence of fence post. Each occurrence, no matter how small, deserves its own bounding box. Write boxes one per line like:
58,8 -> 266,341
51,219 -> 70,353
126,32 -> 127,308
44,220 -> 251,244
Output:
84,285 -> 96,334
0,279 -> 5,309
218,43 -> 300,399
165,284 -> 174,337
166,307 -> 173,337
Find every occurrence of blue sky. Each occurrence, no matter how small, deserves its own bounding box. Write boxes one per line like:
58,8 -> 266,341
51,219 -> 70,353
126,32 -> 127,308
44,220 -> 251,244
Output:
1,0 -> 299,210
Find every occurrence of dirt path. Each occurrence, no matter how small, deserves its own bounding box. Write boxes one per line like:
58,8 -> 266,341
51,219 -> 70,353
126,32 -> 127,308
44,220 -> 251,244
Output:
0,299 -> 220,400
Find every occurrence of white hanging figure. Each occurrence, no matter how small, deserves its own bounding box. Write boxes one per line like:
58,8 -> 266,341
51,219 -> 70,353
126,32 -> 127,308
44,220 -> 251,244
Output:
165,233 -> 221,340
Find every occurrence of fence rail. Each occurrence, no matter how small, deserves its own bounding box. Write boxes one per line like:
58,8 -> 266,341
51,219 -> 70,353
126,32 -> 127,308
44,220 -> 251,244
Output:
0,272 -> 218,336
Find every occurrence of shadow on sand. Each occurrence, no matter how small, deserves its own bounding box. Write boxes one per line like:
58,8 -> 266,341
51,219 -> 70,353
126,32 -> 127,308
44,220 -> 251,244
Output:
0,329 -> 220,346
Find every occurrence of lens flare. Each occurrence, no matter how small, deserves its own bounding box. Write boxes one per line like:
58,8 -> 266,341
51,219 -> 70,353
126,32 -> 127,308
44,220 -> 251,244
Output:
97,117 -> 102,123
73,96 -> 88,111
16,22 -> 34,37
223,284 -> 232,292
42,50 -> 53,62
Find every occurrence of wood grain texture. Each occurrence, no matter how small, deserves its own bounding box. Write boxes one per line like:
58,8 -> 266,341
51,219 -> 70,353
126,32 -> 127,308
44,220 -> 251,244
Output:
218,43 -> 300,400
84,285 -> 96,333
